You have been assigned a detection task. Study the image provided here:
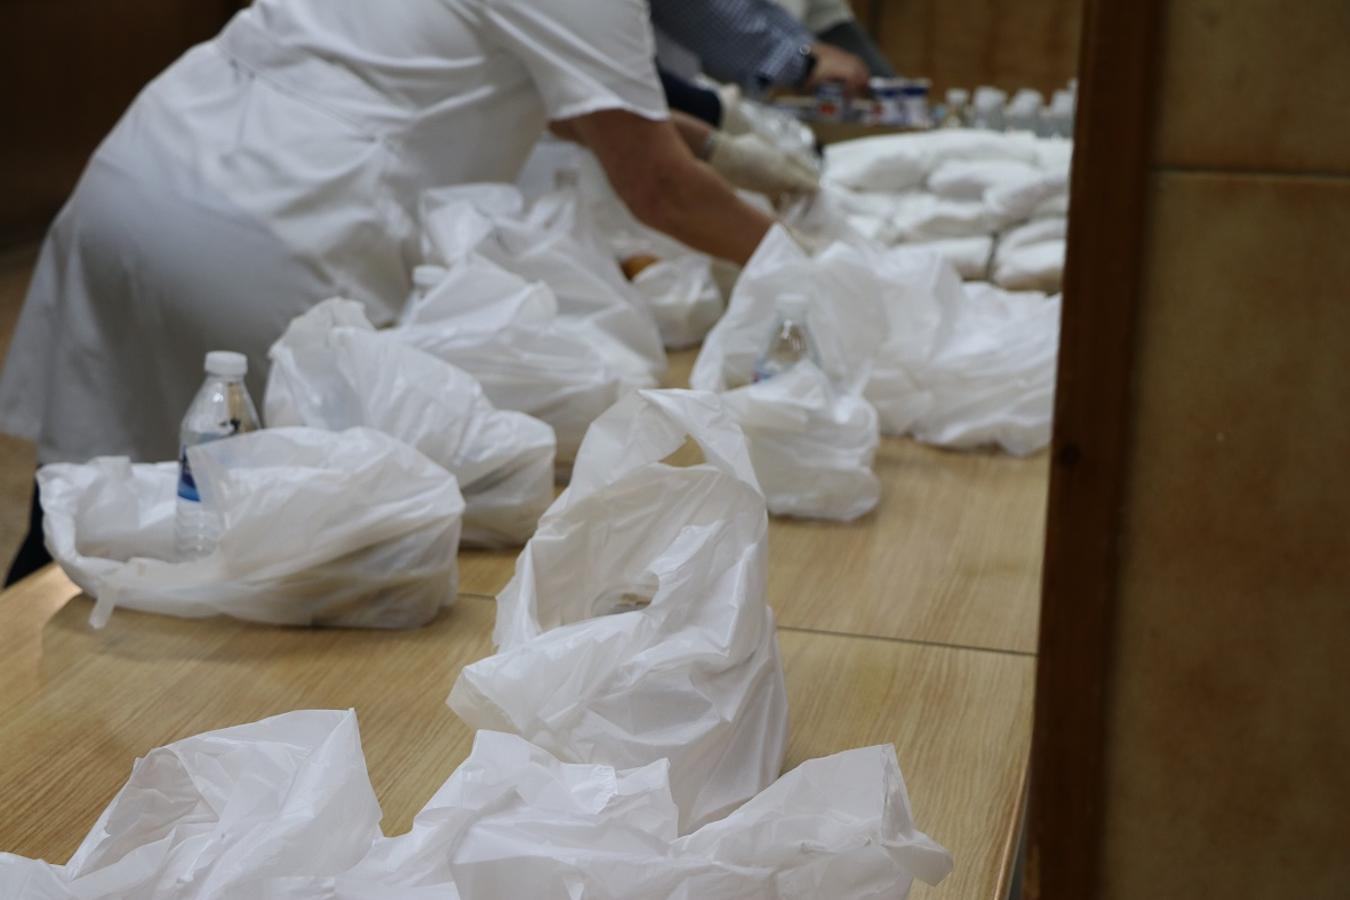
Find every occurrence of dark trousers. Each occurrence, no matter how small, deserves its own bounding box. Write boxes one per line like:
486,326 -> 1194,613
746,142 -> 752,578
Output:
659,65 -> 724,127
5,478 -> 50,587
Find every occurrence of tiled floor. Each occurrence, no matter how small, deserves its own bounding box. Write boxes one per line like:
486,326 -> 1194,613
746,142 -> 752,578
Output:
0,245 -> 39,572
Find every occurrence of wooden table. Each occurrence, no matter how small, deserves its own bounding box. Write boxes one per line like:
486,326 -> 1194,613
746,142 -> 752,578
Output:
0,350 -> 1046,900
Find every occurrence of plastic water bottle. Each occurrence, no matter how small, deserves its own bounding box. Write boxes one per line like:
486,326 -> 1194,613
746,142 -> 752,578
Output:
175,351 -> 260,561
942,88 -> 972,128
753,295 -> 820,383
972,86 -> 1008,130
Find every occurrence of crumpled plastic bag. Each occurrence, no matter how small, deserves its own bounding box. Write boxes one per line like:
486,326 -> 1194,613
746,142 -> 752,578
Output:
40,427 -> 464,628
722,362 -> 881,521
694,226 -> 1059,454
0,710 -> 953,899
392,254 -> 631,462
450,389 -> 789,832
630,254 -> 724,349
564,151 -> 725,350
265,299 -> 554,547
420,183 -> 667,385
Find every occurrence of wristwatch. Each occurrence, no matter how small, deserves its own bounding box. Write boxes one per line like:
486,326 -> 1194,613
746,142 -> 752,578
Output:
795,44 -> 819,88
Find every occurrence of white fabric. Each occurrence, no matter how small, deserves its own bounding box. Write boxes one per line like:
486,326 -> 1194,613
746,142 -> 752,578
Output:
264,299 -> 555,547
40,428 -> 465,629
451,389 -> 788,833
0,710 -> 953,899
0,0 -> 666,465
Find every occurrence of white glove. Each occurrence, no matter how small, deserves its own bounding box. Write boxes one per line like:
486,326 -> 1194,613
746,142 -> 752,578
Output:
718,84 -> 755,136
707,132 -> 820,199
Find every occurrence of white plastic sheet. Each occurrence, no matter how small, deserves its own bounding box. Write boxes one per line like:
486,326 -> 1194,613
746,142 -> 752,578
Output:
694,226 -> 1059,454
420,183 -> 667,385
265,299 -> 554,547
450,389 -> 788,832
393,254 -> 630,462
40,427 -> 464,628
0,710 -> 952,899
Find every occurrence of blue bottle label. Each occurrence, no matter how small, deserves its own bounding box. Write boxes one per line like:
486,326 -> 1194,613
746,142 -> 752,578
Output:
177,448 -> 201,503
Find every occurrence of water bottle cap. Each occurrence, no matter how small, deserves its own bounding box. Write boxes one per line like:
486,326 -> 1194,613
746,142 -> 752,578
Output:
413,265 -> 447,290
205,351 -> 248,378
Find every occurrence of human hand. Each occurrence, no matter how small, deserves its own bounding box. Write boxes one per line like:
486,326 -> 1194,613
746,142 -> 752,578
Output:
804,43 -> 870,96
707,132 -> 820,199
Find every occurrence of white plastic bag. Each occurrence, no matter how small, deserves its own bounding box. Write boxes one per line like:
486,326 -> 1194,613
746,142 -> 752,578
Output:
824,128 -> 1040,192
0,710 -> 381,899
927,158 -> 1040,200
695,226 -> 1059,454
985,169 -> 1070,223
631,254 -> 724,349
564,154 -> 726,350
992,217 -> 1068,293
393,254 -> 629,462
41,427 -> 464,628
450,389 -> 788,832
420,183 -> 667,384
266,299 -> 554,547
911,235 -> 995,279
0,711 -> 952,899
722,363 -> 881,521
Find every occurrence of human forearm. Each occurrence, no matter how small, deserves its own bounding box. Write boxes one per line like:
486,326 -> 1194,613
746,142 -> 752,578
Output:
560,110 -> 774,266
635,157 -> 773,266
671,110 -> 715,159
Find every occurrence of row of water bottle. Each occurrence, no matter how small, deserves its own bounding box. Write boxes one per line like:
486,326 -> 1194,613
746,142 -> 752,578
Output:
939,82 -> 1077,138
172,302 -> 816,561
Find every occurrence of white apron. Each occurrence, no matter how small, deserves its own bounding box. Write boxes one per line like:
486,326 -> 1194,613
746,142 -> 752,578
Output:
0,0 -> 665,464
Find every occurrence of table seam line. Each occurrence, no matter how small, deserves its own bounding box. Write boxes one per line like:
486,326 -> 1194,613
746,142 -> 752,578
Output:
461,592 -> 1037,658
775,623 -> 1037,658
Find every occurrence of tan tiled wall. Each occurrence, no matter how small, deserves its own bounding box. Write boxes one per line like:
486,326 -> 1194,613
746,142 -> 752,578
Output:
1096,0 -> 1350,894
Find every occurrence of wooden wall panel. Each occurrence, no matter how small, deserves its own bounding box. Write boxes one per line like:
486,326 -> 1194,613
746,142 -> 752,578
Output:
1034,0 -> 1350,896
1151,0 -> 1350,173
1099,171 -> 1350,900
870,0 -> 1082,94
0,0 -> 235,245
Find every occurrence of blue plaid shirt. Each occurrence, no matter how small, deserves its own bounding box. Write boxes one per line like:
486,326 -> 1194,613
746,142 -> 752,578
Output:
649,0 -> 816,93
